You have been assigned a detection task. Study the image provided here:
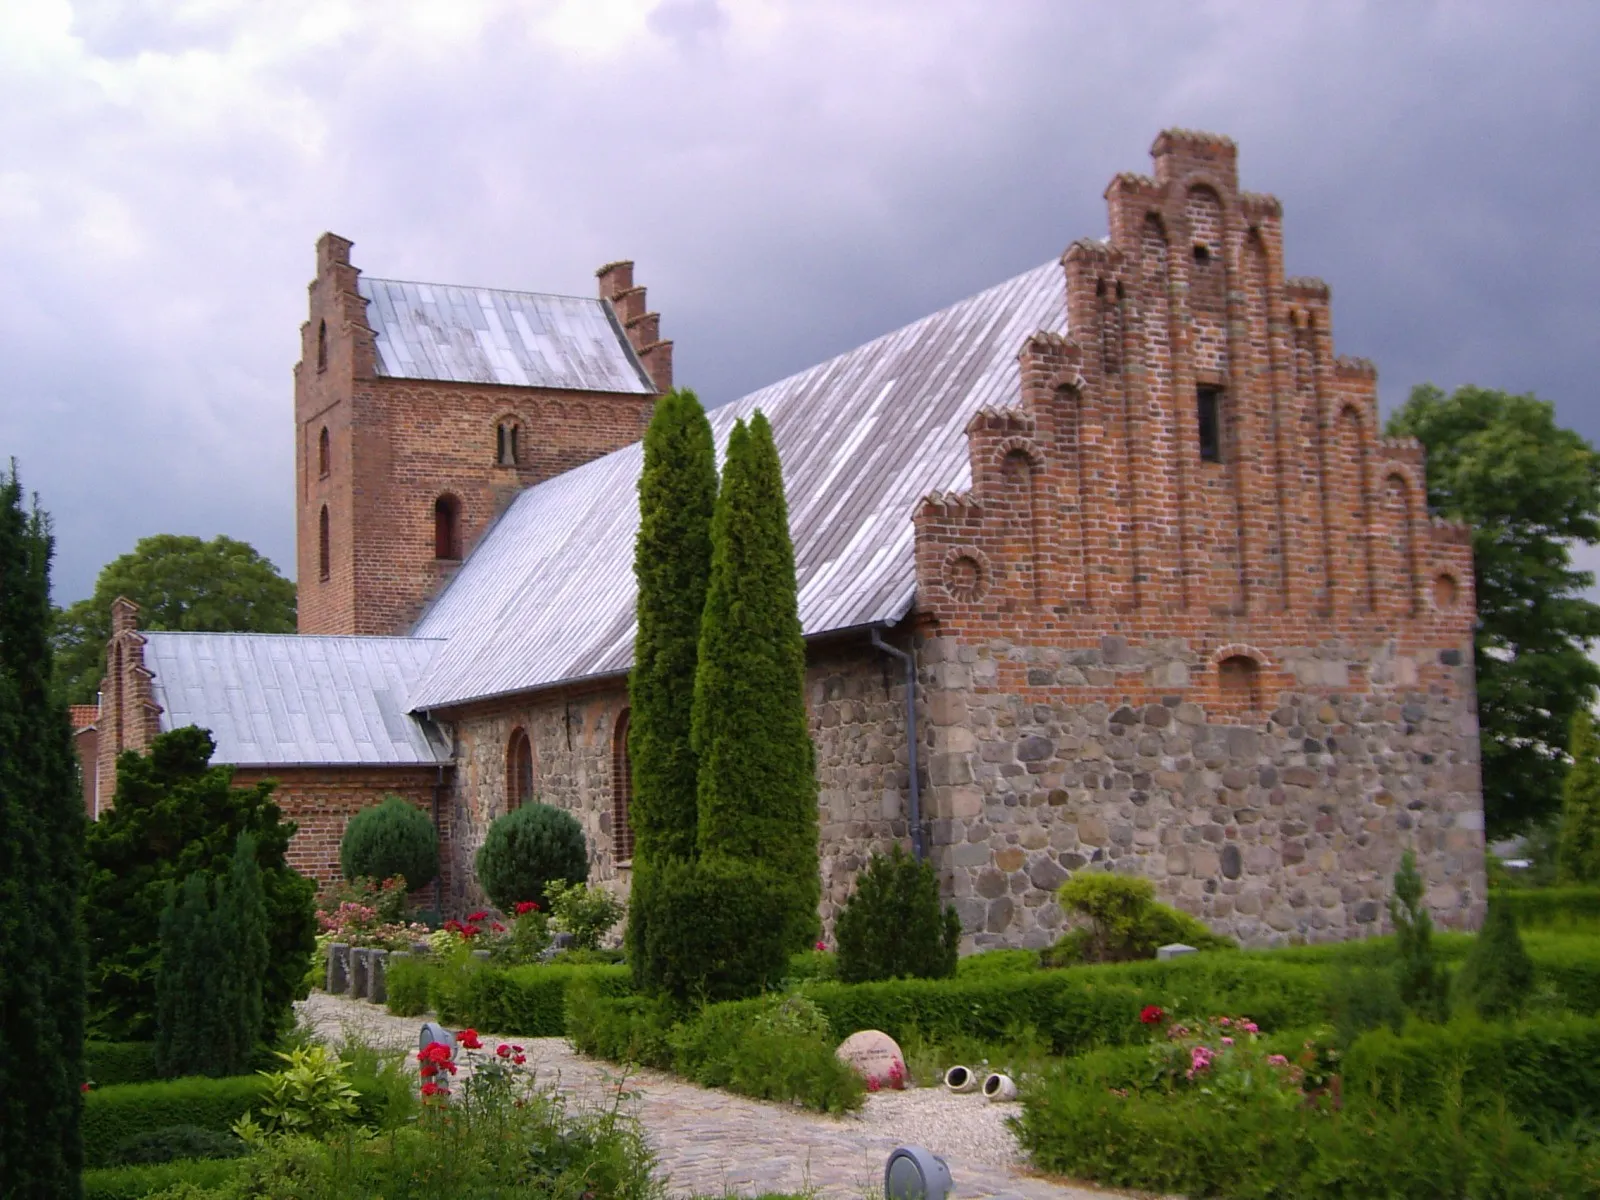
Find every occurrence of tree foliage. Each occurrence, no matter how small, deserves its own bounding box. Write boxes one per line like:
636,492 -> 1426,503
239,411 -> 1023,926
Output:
692,413 -> 819,954
474,802 -> 589,912
84,726 -> 316,1042
1046,872 -> 1231,966
1558,710 -> 1600,884
1389,850 -> 1449,1022
52,534 -> 296,705
625,389 -> 717,990
339,795 -> 438,891
1453,899 -> 1534,1021
1386,385 -> 1600,834
0,464 -> 86,1198
835,846 -> 960,983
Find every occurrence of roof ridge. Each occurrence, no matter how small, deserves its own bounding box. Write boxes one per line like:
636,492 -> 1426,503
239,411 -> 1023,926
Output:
141,630 -> 447,644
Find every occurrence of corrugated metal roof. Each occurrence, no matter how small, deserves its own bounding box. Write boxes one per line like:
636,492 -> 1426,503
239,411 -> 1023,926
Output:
359,277 -> 654,394
408,258 -> 1067,710
142,632 -> 452,767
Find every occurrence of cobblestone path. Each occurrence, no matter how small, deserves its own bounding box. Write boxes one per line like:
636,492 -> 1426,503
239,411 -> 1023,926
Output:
298,993 -> 1156,1200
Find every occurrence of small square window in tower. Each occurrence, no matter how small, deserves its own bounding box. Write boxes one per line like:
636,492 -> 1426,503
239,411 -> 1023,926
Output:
1197,386 -> 1224,463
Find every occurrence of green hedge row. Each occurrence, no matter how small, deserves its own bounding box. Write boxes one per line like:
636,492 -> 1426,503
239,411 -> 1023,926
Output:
1490,886 -> 1600,929
82,1158 -> 247,1200
83,1076 -> 266,1168
1344,1015 -> 1600,1131
85,1042 -> 159,1087
385,958 -> 635,1035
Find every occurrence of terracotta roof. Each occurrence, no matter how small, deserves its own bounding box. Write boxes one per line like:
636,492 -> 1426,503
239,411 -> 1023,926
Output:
68,704 -> 98,730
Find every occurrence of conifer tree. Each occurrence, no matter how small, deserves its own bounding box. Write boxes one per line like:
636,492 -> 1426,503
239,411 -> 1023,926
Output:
0,465 -> 86,1198
216,832 -> 269,1073
693,413 -> 819,952
1390,850 -> 1449,1021
626,390 -> 717,990
154,871 -> 218,1078
1455,899 -> 1535,1020
1558,710 -> 1600,884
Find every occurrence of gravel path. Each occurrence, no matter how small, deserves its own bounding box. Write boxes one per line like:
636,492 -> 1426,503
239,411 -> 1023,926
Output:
298,992 -> 1161,1200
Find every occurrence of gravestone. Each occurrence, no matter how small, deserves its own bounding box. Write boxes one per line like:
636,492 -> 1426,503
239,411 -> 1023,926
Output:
369,949 -> 389,1004
1157,943 -> 1197,961
327,943 -> 350,994
471,949 -> 491,962
350,947 -> 371,998
411,940 -> 432,956
836,1030 -> 906,1088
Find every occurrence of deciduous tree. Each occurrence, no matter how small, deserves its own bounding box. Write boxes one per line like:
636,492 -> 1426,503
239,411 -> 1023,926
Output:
1387,385 -> 1600,834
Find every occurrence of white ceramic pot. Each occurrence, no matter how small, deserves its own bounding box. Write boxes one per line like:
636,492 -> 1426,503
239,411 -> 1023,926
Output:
982,1072 -> 1017,1102
943,1065 -> 979,1093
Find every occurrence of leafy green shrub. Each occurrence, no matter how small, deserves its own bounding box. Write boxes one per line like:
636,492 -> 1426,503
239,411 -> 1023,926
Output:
1492,886 -> 1600,930
1046,873 -> 1232,965
835,845 -> 960,983
83,1076 -> 267,1168
85,725 -> 317,1043
235,1045 -> 362,1141
108,1123 -> 246,1166
474,802 -> 588,912
1325,962 -> 1406,1048
783,948 -> 838,984
567,987 -> 680,1068
957,948 -> 1043,978
1343,1015 -> 1600,1133
487,904 -> 552,966
1454,900 -> 1535,1019
86,1041 -> 159,1087
1523,930 -> 1600,1010
546,879 -> 626,950
1391,849 -> 1450,1021
339,795 -> 439,892
634,854 -> 793,1002
384,955 -> 433,1017
81,1158 -> 247,1200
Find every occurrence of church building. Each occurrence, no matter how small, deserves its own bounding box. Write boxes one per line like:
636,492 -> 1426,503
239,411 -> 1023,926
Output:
93,130 -> 1487,947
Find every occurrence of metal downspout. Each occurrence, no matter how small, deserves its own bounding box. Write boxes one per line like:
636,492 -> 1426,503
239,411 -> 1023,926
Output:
871,625 -> 924,861
433,763 -> 446,917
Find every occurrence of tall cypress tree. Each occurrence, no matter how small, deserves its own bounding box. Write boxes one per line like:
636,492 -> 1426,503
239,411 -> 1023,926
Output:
216,832 -> 269,1073
626,391 -> 718,990
693,412 -> 819,951
0,465 -> 86,1198
154,872 -> 215,1078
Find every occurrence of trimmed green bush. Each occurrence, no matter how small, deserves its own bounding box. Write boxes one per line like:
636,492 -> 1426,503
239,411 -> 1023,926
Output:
1492,886 -> 1600,929
1047,872 -> 1233,965
85,1042 -> 158,1087
1524,930 -> 1600,1010
384,955 -> 432,1018
956,949 -> 1044,978
339,795 -> 439,891
82,1158 -> 247,1200
835,845 -> 960,983
474,802 -> 588,912
108,1123 -> 246,1165
82,1076 -> 266,1168
692,414 -> 819,958
1344,1015 -> 1600,1133
386,958 -> 633,1035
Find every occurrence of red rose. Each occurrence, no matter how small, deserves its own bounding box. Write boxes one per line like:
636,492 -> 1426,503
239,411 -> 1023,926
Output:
497,1044 -> 511,1058
515,901 -> 540,915
81,1082 -> 91,1093
461,924 -> 482,939
1140,1005 -> 1165,1025
421,1081 -> 448,1098
457,1028 -> 483,1050
419,1041 -> 453,1065
513,1053 -> 526,1065
512,1044 -> 524,1053
468,910 -> 489,922
492,922 -> 506,933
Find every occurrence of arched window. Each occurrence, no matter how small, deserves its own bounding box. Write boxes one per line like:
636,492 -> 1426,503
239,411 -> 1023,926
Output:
318,505 -> 330,580
506,727 -> 534,811
318,426 -> 330,478
496,421 -> 521,467
1218,654 -> 1260,710
434,495 -> 461,560
316,319 -> 327,371
612,709 -> 635,862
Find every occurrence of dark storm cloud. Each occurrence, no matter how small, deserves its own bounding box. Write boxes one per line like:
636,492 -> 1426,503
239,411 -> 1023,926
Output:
1,1 -> 1596,606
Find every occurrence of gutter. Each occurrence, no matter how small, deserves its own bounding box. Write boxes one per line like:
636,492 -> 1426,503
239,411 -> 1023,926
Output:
870,625 -> 925,861
433,763 -> 447,917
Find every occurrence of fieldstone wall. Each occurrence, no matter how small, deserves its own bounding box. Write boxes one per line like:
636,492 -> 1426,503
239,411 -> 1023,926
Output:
921,633 -> 1487,950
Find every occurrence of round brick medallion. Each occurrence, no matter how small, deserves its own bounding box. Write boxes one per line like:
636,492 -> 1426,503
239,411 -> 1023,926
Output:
941,547 -> 989,602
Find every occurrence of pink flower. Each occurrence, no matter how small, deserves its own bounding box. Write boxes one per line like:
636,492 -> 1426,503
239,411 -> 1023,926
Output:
1221,1036 -> 1234,1046
815,941 -> 827,952
1243,1022 -> 1259,1034
1218,1017 -> 1232,1027
1267,1054 -> 1289,1066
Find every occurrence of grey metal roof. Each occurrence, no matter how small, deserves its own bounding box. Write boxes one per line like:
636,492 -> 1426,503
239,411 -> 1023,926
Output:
359,276 -> 654,394
408,259 -> 1067,710
142,632 -> 452,767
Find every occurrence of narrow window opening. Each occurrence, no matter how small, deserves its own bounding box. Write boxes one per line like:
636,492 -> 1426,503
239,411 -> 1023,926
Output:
1219,654 -> 1260,710
1193,243 -> 1212,265
434,495 -> 461,560
496,423 -> 508,465
507,727 -> 534,811
1197,386 -> 1223,463
318,505 -> 330,580
318,426 -> 330,478
612,709 -> 635,862
509,425 -> 519,464
316,319 -> 328,372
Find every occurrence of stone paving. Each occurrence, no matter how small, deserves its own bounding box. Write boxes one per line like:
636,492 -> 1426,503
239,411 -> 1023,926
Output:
299,992 -> 1158,1200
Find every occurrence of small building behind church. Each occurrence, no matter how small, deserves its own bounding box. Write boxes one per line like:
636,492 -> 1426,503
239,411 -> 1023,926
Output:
89,130 -> 1487,948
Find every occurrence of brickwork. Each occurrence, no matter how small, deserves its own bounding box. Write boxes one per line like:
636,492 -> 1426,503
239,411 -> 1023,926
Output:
908,130 -> 1485,945
295,235 -> 666,636
96,597 -> 163,805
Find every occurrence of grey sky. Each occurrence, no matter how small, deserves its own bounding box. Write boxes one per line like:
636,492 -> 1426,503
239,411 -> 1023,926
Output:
3,1 -> 1597,605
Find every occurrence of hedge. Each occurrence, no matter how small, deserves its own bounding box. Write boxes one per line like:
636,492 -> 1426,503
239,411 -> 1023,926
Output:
1491,886 -> 1600,929
83,1076 -> 266,1168
82,1158 -> 248,1200
85,1041 -> 159,1087
1521,931 -> 1600,1012
1344,1015 -> 1600,1131
386,959 -> 634,1035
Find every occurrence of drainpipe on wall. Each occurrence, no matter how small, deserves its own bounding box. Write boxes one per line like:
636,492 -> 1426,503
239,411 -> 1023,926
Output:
432,763 -> 446,918
871,625 -> 924,862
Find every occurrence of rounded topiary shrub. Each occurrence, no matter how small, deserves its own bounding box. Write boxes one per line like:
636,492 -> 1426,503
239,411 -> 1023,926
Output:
339,795 -> 439,891
835,845 -> 960,983
475,802 -> 589,912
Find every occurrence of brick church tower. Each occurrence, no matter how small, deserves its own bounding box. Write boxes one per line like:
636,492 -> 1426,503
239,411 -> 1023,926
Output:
294,234 -> 669,634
